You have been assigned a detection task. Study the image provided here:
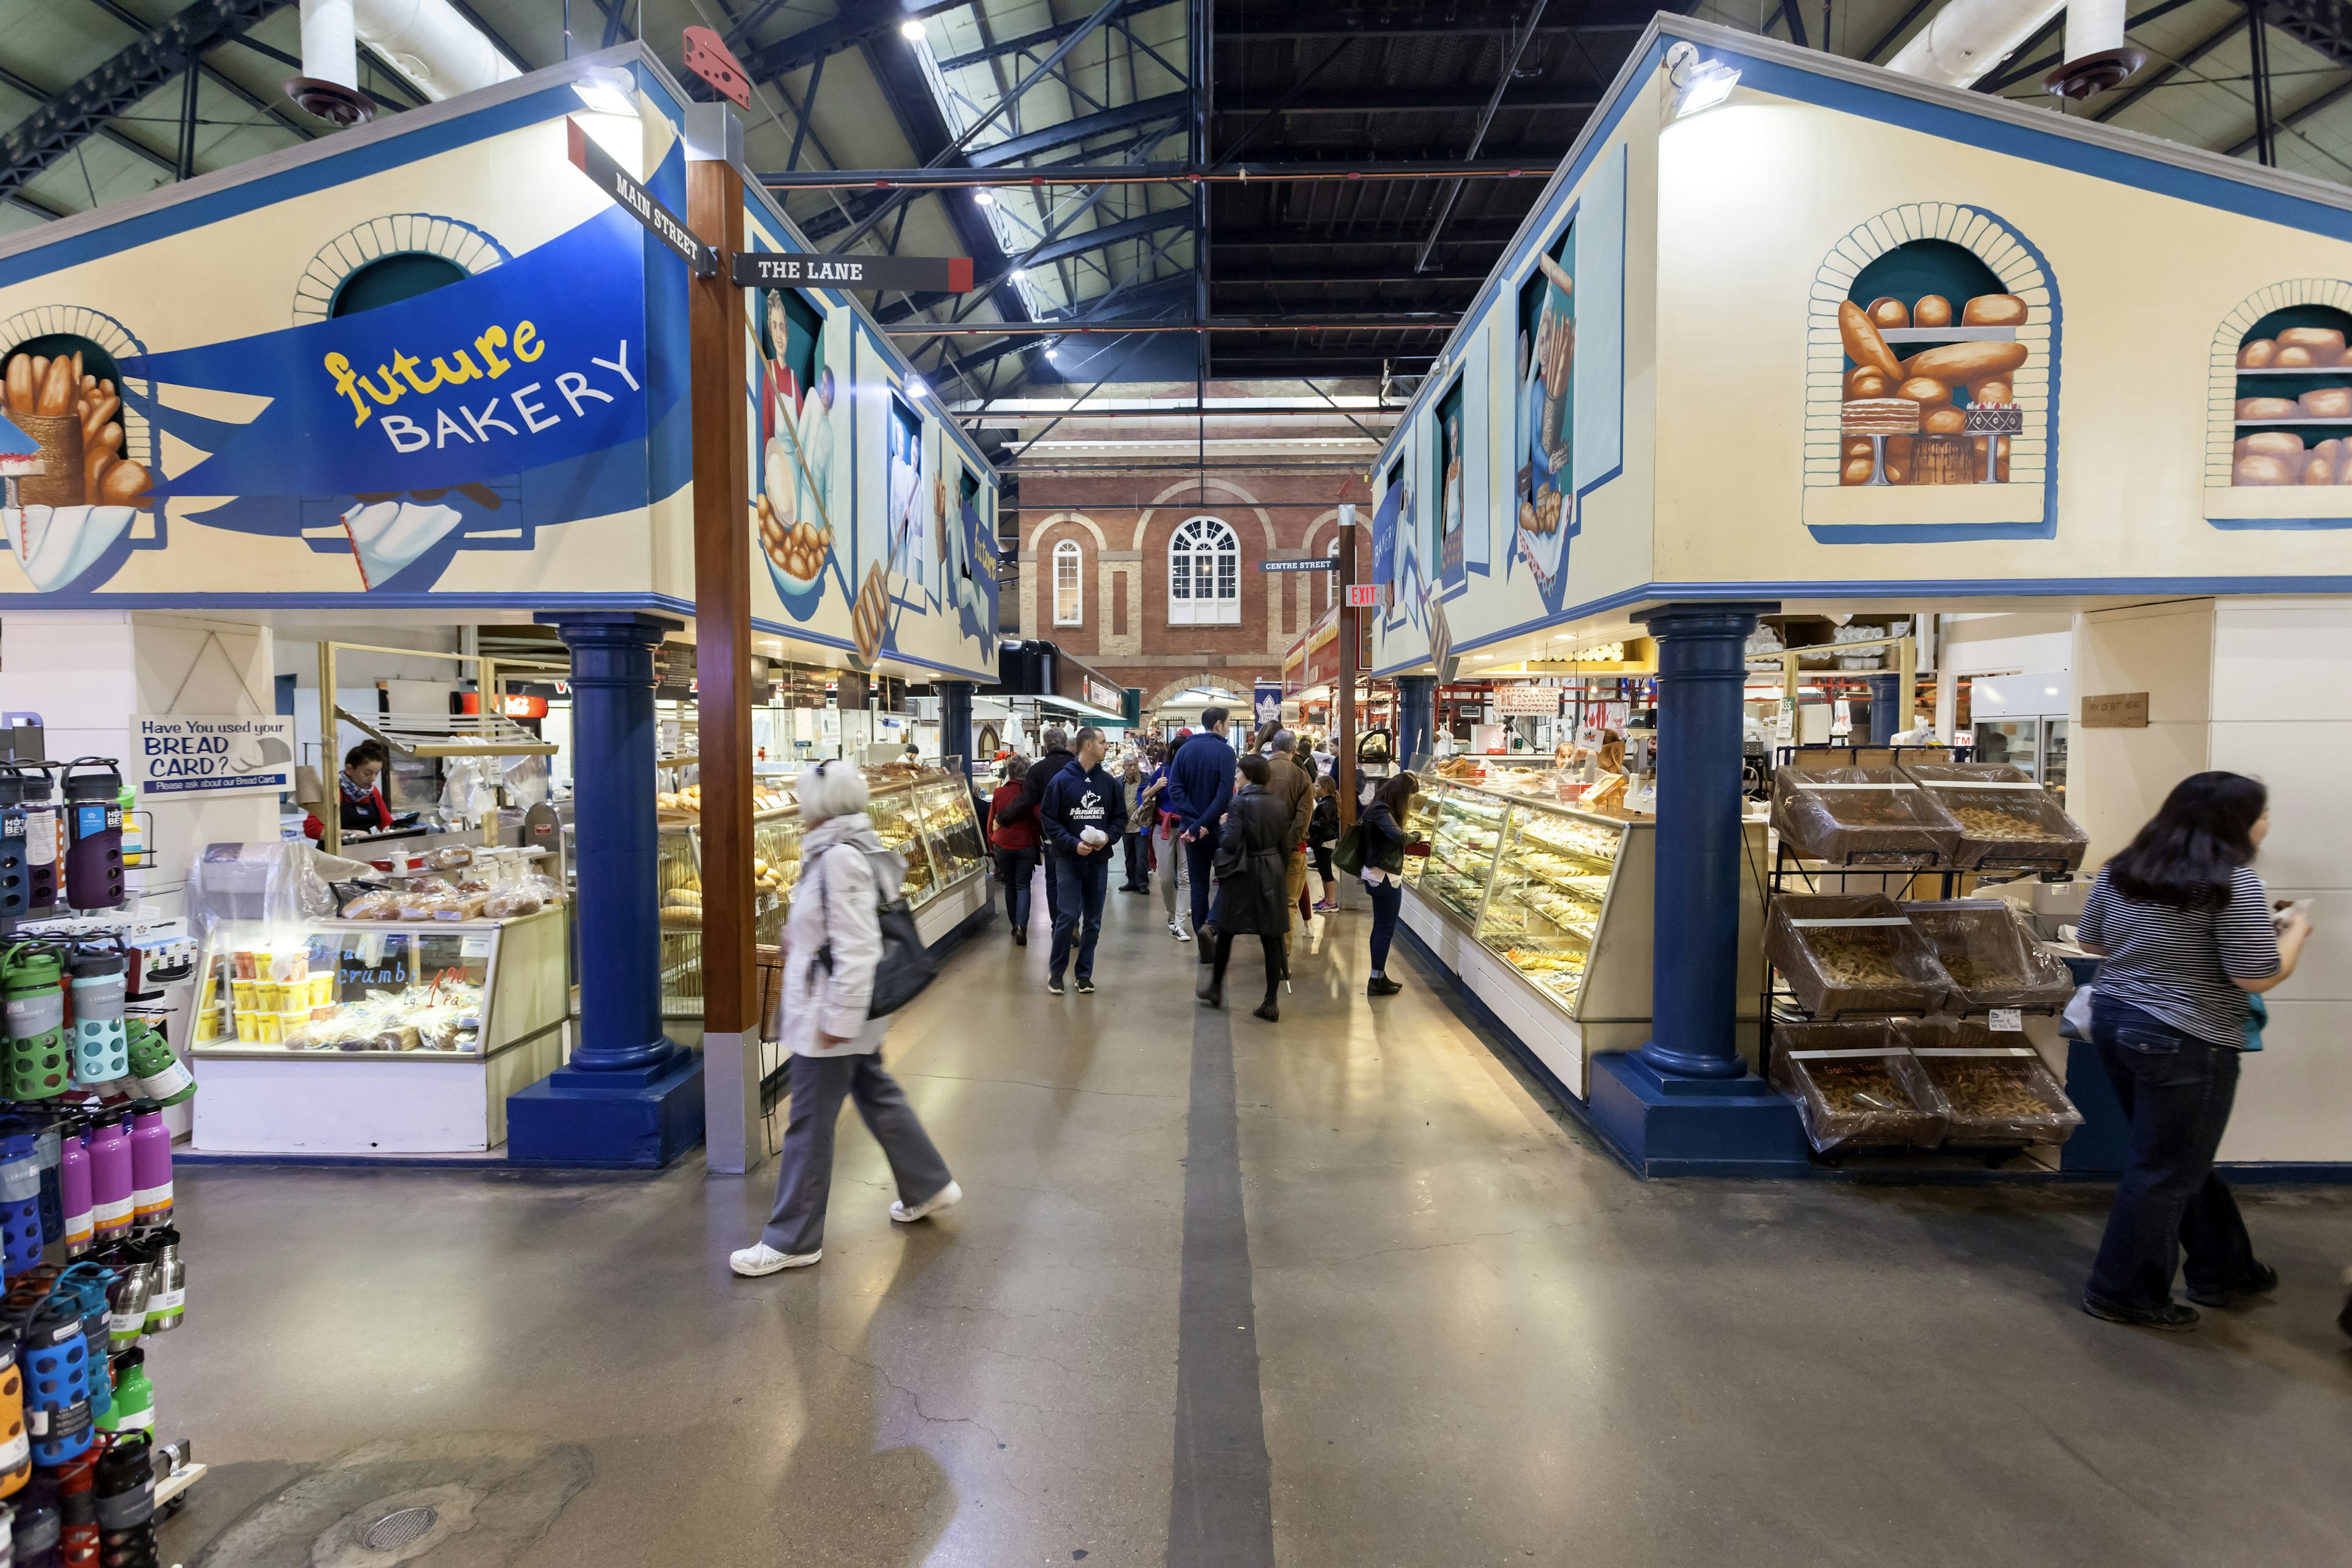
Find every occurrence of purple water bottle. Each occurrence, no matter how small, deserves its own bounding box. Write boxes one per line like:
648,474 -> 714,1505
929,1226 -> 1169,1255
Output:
83,1114 -> 130,1246
57,1118 -> 90,1257
59,761 -> 123,914
126,1103 -> 169,1229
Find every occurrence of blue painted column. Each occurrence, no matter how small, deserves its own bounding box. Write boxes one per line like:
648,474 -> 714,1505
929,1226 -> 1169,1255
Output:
1633,603 -> 1777,1079
1867,673 -> 1902,744
539,611 -> 679,1072
1395,674 -> 1438,769
937,679 -> 974,771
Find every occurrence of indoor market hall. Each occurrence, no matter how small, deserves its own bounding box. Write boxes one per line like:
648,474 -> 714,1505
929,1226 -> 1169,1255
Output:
4,0 -> 2352,1564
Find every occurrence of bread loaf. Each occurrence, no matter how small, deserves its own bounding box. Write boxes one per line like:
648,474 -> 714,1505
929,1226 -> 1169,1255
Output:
1838,301 -> 1904,379
2236,396 -> 2301,420
1961,293 -> 2028,327
1921,406 -> 1967,435
1845,366 -> 1889,399
1867,298 -> 1909,330
1913,295 -> 1953,328
2305,453 -> 2338,484
2300,386 -> 2352,418
2235,453 -> 2297,486
2275,344 -> 2318,368
1967,379 -> 2013,406
1896,377 -> 1950,405
2238,339 -> 2278,369
2278,326 -> 2346,355
1906,341 -> 2029,383
2236,431 -> 2305,458
1842,456 -> 1874,486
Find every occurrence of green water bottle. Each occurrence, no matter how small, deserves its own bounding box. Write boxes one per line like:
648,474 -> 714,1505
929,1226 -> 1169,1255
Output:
97,1348 -> 153,1435
124,1022 -> 194,1108
1,943 -> 69,1099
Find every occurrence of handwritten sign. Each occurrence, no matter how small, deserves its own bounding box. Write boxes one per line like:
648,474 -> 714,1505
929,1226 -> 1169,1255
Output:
2081,692 -> 2149,729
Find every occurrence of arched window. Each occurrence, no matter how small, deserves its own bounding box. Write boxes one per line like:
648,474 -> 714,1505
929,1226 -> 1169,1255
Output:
1169,516 -> 1239,625
1052,538 -> 1083,625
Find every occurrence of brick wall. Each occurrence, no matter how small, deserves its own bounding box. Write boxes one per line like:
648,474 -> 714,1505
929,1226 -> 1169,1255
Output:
1015,470 -> 1354,709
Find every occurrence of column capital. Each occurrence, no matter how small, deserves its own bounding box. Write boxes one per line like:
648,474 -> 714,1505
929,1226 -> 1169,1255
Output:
1632,601 -> 1781,640
535,611 -> 685,649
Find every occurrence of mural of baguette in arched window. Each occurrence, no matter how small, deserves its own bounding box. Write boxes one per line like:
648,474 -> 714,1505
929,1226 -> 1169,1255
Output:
0,322 -> 156,593
2215,281 -> 2352,510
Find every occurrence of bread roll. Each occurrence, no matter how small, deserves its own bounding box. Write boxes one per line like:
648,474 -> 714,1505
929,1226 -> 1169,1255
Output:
2236,396 -> 2301,420
2275,344 -> 2317,368
2277,326 -> 2346,354
1922,406 -> 1967,435
1838,301 -> 1904,379
1842,456 -> 1875,486
1913,295 -> 1953,328
1845,366 -> 1889,399
2238,339 -> 2278,369
1967,379 -> 2013,406
2236,431 -> 2305,458
1961,294 -> 2028,327
2305,453 -> 2337,485
1868,298 -> 1909,330
1896,377 -> 1950,405
2300,386 -> 2352,418
1844,437 -> 1873,459
2235,453 -> 2297,486
98,460 -> 150,507
1907,341 -> 2029,383
2316,437 -> 2345,467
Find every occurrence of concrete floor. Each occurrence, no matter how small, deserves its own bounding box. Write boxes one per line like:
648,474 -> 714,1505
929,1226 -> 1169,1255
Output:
154,878 -> 2352,1567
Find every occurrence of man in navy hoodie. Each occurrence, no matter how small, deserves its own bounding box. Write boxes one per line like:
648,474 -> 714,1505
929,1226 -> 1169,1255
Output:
1164,705 -> 1237,951
1038,726 -> 1123,995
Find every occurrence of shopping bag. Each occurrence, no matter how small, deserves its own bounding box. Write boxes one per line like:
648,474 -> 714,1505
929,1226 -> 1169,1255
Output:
1332,823 -> 1365,877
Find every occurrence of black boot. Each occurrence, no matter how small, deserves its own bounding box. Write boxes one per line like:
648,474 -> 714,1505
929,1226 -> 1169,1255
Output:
1252,998 -> 1280,1022
1366,975 -> 1402,997
1197,972 -> 1223,1008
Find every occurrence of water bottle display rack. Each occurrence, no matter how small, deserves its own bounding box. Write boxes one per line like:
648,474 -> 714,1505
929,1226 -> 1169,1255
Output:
0,756 -> 137,937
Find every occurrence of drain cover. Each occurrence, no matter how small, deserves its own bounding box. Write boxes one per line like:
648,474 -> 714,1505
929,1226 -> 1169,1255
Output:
362,1507 -> 439,1551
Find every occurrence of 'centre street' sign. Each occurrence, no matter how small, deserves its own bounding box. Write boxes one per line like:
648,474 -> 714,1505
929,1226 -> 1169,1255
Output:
1259,558 -> 1338,573
731,251 -> 975,293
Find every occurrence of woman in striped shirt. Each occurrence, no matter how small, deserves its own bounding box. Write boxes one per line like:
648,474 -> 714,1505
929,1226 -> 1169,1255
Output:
2076,771 -> 2313,1330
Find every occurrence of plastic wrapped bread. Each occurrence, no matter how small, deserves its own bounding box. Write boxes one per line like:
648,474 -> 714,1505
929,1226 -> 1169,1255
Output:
1769,1019 -> 1951,1153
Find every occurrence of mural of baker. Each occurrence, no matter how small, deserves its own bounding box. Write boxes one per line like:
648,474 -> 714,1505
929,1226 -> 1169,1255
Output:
0,341 -> 155,592
755,287 -> 838,611
1513,236 -> 1574,597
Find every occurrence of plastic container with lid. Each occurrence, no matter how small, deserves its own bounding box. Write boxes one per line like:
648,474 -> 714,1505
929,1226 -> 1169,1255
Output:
1765,893 -> 1956,1019
1768,1019 -> 1950,1152
1896,760 -> 2089,873
1894,1018 -> 2085,1147
1770,759 -> 1963,867
1901,899 -> 2076,1012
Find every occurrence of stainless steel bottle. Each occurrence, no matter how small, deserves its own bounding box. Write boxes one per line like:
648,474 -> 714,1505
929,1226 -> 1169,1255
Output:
140,1229 -> 181,1336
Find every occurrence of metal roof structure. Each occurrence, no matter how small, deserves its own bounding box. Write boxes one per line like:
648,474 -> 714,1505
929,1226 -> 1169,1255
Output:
7,0 -> 2352,405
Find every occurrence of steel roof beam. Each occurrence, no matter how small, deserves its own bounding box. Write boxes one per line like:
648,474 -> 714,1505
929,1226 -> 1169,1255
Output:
966,95 -> 1190,167
1210,84 -> 1602,114
936,4 -> 1183,71
1215,6 -> 1649,35
2094,12 -> 2248,121
763,157 -> 1559,186
0,61 -> 178,177
2228,66 -> 2352,151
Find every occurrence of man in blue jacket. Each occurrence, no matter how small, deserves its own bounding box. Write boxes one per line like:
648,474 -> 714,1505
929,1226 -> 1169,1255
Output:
1038,725 -> 1123,995
1164,705 -> 1237,952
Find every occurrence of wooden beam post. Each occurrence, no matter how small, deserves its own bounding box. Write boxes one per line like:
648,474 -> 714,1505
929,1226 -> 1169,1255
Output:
1336,501 -> 1359,827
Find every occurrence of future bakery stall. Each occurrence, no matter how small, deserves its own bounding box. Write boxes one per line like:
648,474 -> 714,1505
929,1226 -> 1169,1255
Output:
0,44 -> 1000,1158
1353,17 -> 2352,1174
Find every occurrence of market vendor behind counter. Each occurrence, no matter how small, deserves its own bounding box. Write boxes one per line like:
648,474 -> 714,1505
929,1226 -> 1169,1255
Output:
303,740 -> 420,840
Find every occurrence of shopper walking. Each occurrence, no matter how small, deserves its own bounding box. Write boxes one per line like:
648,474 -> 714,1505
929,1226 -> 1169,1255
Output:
1360,771 -> 1423,997
1038,726 -> 1122,995
1262,731 -> 1315,959
731,761 -> 959,1276
2076,771 -> 2312,1330
1309,776 -> 1341,914
1009,726 -> 1074,927
1167,706 -> 1238,953
1118,758 -> 1154,894
988,757 -> 1039,946
1155,734 -> 1193,941
1197,754 -> 1292,1022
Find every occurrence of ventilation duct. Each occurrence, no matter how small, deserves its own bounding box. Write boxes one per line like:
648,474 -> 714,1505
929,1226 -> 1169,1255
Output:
288,0 -> 523,126
1887,0 -> 2143,95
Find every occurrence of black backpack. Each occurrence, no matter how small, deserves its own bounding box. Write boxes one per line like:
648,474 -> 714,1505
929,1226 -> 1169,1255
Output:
807,844 -> 937,1017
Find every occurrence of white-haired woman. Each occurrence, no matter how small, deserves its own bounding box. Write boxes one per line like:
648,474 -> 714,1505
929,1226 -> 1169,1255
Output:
731,760 -> 960,1276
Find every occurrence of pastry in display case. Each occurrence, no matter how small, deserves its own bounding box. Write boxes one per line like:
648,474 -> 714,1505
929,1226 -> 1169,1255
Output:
1475,800 -> 1626,1006
1901,899 -> 2074,1012
1765,892 -> 1956,1018
865,784 -> 938,907
1767,1019 -> 1951,1153
1771,756 -> 1962,866
911,772 -> 986,888
1896,760 -> 2087,872
1894,1019 -> 2083,1146
1413,779 -> 1507,924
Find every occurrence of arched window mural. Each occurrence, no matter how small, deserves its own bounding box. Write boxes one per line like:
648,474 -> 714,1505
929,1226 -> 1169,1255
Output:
2210,280 -> 2352,525
1168,516 -> 1239,625
290,215 -> 510,325
1803,203 -> 2058,540
0,307 -> 157,590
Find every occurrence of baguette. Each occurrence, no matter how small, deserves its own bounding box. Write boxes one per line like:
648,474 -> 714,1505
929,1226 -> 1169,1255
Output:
35,355 -> 74,416
2300,386 -> 2352,419
1905,340 -> 2029,383
5,354 -> 29,412
1961,293 -> 2028,327
2236,396 -> 2301,420
1896,376 -> 1949,406
2277,326 -> 2345,354
1838,301 -> 1904,379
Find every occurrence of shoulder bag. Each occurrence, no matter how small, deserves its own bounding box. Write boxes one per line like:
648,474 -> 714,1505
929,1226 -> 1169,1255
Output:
809,845 -> 937,1018
1331,823 -> 1366,877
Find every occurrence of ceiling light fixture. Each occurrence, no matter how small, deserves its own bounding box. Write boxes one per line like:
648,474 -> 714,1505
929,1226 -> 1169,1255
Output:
900,19 -> 927,40
976,190 -> 995,206
571,67 -> 638,118
1664,40 -> 1740,118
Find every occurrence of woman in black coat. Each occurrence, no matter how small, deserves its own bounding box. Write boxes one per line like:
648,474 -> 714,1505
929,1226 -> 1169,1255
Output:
1198,754 -> 1293,1021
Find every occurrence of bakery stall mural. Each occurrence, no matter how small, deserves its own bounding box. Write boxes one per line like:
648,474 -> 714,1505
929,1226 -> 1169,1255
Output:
0,307 -> 157,590
2209,279 -> 2352,526
1802,203 -> 2060,541
752,284 -> 843,614
1513,225 -> 1575,606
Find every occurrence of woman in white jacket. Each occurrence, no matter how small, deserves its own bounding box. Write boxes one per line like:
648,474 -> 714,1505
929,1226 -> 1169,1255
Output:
731,761 -> 960,1276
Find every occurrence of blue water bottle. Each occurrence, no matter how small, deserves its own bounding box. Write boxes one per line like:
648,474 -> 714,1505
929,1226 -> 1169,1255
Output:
21,1295 -> 91,1467
55,1265 -> 111,1430
64,946 -> 126,1088
0,1136 -> 40,1283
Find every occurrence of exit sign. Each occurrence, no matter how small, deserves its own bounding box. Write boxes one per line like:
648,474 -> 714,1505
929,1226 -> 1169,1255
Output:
1345,584 -> 1382,608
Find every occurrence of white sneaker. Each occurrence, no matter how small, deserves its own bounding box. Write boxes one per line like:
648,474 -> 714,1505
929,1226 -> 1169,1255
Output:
1172,921 -> 1192,943
891,1179 -> 963,1224
730,1243 -> 821,1276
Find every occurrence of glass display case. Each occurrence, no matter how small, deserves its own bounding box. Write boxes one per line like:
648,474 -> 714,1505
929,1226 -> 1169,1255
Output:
911,777 -> 986,889
1406,778 -> 1508,924
865,785 -> 938,908
1474,801 -> 1628,1009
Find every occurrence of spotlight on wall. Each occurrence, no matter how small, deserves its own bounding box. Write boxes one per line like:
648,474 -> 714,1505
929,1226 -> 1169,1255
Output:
1664,41 -> 1740,118
907,377 -> 929,398
572,67 -> 639,118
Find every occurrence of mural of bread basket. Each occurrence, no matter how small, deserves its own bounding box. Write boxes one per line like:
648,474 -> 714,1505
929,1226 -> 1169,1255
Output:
0,348 -> 154,592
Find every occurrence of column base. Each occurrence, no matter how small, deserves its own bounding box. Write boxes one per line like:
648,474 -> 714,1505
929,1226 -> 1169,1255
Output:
1586,1051 -> 1809,1178
507,1049 -> 707,1169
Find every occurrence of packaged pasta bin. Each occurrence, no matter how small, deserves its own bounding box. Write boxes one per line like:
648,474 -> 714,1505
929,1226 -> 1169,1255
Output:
1765,893 -> 1957,1018
1901,899 -> 2076,1013
1770,760 -> 1964,867
1894,1019 -> 2084,1147
1896,761 -> 2088,873
1768,1020 -> 1950,1153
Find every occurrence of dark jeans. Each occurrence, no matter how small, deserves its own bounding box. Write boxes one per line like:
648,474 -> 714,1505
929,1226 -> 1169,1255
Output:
1213,929 -> 1286,1005
1122,831 -> 1149,886
1185,830 -> 1219,933
2086,995 -> 2258,1313
1049,848 -> 1110,982
995,846 -> 1038,931
762,1050 -> 952,1255
1365,875 -> 1402,973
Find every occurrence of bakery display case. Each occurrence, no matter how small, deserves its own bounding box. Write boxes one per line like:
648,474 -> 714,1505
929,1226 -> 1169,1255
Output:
865,783 -> 938,908
1474,800 -> 1629,1009
1406,778 -> 1507,924
910,775 -> 986,891
187,906 -> 569,1155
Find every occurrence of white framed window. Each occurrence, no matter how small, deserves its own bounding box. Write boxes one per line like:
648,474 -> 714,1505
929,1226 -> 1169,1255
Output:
1052,538 -> 1084,625
1168,516 -> 1240,625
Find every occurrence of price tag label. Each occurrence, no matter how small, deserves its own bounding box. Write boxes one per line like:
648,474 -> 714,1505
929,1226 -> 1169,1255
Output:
1989,1008 -> 2024,1033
